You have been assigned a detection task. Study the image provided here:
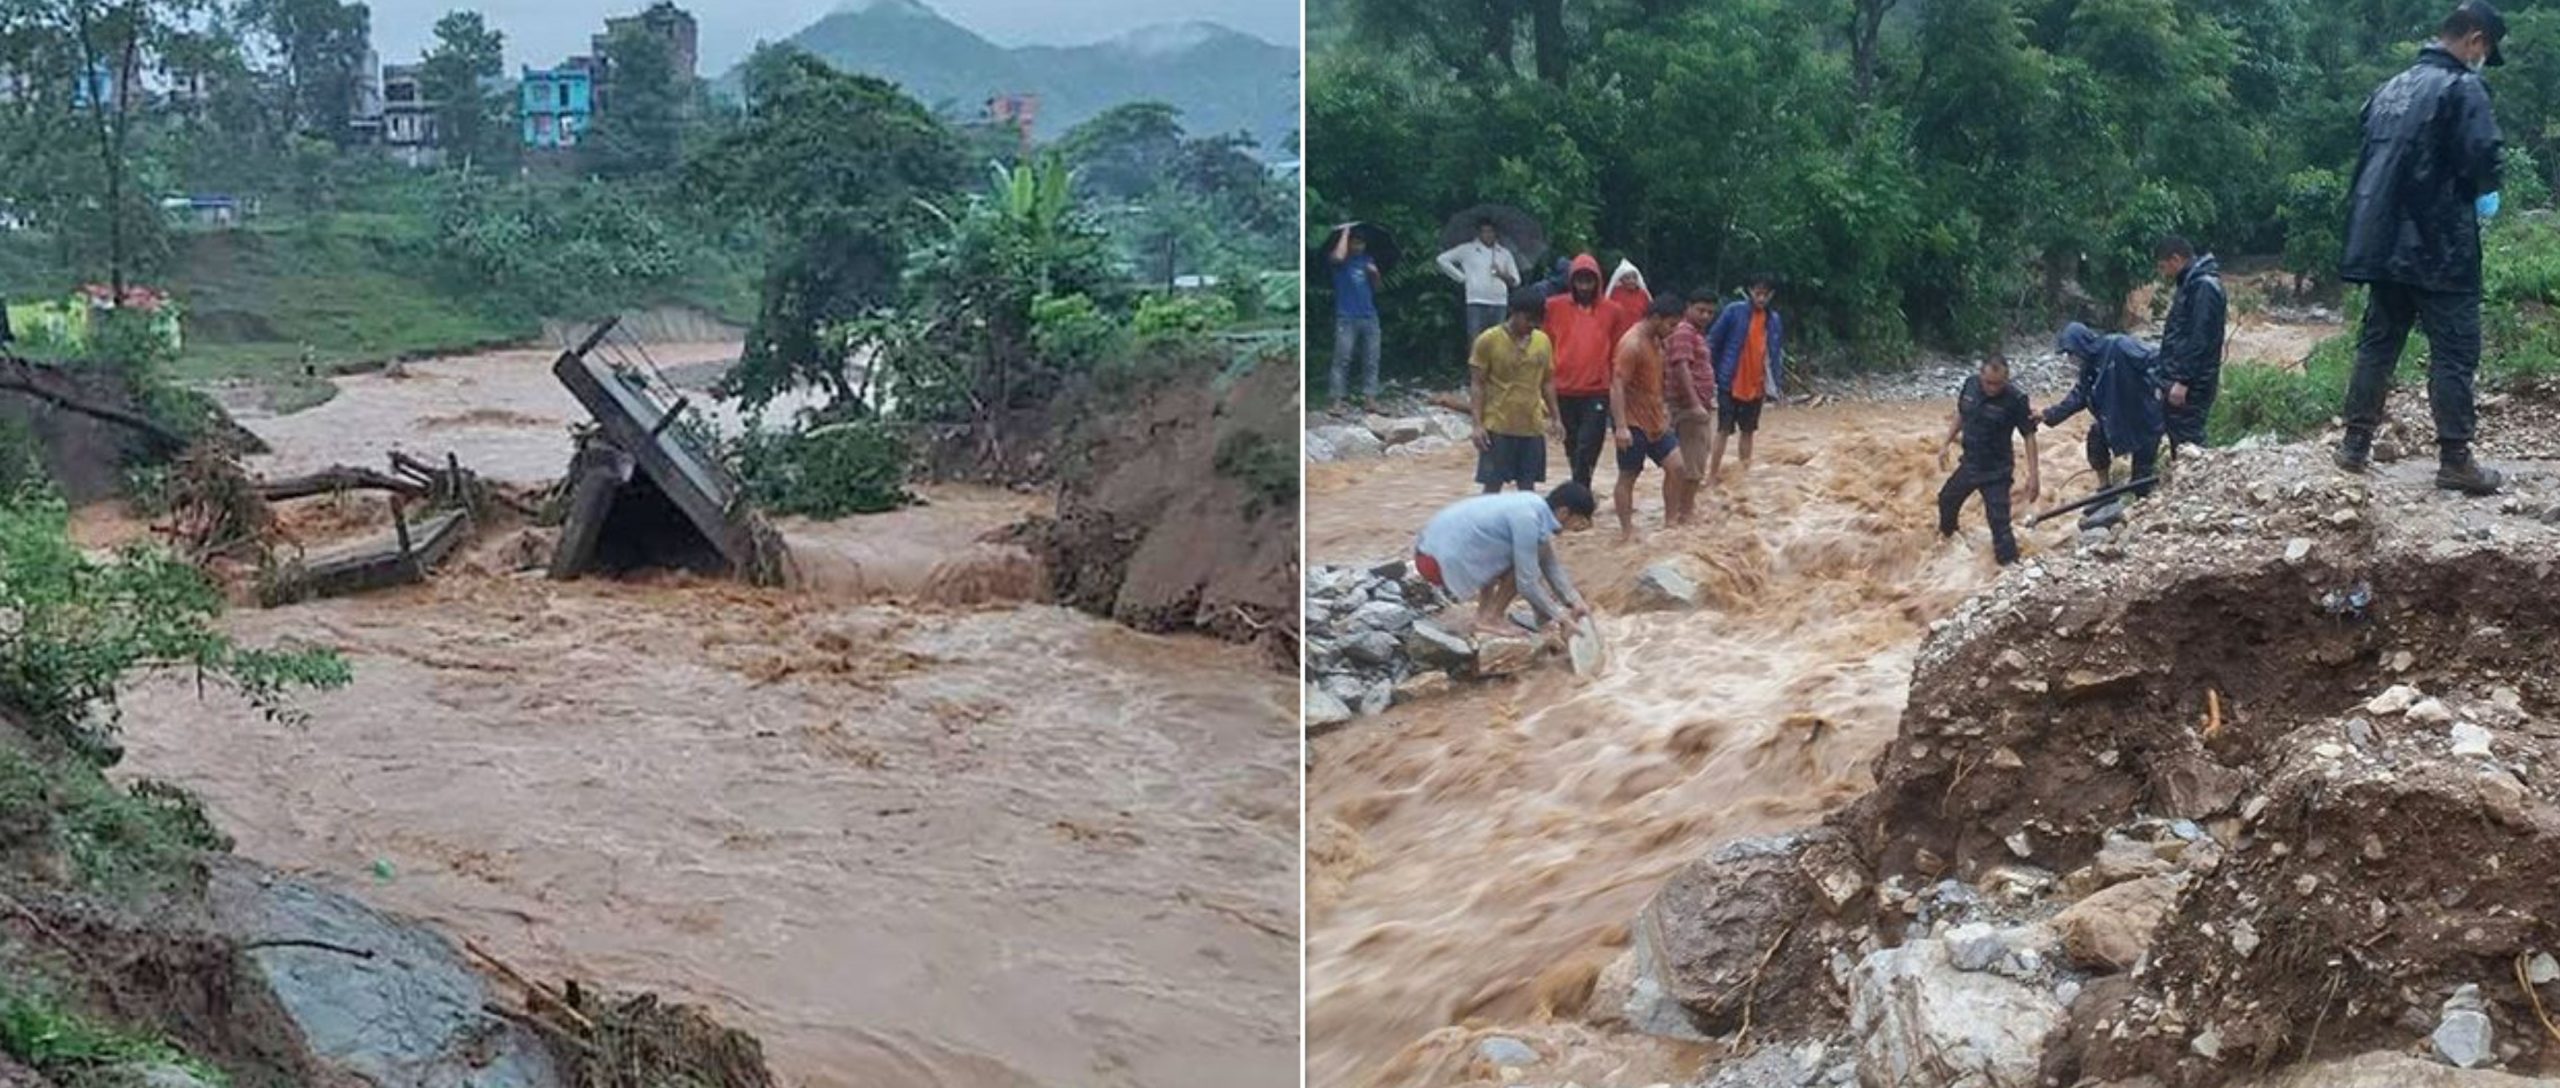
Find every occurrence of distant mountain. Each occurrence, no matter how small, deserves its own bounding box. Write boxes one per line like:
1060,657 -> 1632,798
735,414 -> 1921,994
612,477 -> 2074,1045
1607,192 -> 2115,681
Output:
728,0 -> 1296,158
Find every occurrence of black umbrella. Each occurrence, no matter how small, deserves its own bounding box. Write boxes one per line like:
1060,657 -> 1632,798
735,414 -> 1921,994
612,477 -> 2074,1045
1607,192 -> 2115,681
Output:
1308,221 -> 1403,286
1439,204 -> 1547,267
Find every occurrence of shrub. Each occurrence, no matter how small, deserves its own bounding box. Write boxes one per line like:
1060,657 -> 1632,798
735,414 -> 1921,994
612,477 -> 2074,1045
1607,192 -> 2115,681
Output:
731,419 -> 916,519
0,980 -> 227,1084
0,494 -> 349,758
1132,292 -> 1237,343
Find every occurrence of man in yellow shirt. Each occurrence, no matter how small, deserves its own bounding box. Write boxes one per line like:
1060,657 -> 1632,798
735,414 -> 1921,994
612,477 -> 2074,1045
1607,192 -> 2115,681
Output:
1470,291 -> 1565,494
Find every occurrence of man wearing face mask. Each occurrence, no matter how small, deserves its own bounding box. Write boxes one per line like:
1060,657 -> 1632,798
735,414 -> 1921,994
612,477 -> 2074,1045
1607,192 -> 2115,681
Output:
2335,0 -> 2511,495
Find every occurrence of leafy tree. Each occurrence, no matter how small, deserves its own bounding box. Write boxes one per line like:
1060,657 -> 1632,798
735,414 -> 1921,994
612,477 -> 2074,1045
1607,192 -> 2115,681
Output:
689,46 -> 967,410
241,0 -> 370,140
420,10 -> 509,169
588,19 -> 689,179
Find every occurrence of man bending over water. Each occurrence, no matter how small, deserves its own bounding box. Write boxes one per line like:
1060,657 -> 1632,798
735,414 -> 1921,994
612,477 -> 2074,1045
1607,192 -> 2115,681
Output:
1415,483 -> 1599,638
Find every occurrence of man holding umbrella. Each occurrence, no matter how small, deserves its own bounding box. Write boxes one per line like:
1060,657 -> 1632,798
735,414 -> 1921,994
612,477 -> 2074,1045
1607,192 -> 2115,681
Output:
1436,217 -> 1523,356
1327,223 -> 1389,411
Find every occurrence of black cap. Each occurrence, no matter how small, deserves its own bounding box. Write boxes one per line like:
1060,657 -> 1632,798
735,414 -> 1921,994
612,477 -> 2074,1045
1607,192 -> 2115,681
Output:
2454,0 -> 2509,67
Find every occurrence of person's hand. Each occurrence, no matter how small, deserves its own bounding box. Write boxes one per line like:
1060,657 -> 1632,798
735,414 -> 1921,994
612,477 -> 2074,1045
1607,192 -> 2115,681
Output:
2039,407 -> 2060,429
1571,602 -> 1594,624
1613,427 -> 1633,449
2018,479 -> 2042,506
1472,429 -> 1492,452
1937,445 -> 1951,473
2168,382 -> 2189,409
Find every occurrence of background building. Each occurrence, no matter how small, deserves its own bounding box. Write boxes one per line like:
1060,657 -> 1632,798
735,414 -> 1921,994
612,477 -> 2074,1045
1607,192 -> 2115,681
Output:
520,63 -> 593,150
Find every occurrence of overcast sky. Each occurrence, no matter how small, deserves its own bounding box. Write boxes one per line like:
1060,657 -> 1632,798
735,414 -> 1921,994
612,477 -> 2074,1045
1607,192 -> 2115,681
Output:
364,0 -> 1296,73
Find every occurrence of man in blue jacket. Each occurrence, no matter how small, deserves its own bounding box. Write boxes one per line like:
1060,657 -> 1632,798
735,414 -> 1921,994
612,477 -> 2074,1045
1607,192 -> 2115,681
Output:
2335,0 -> 2510,495
1703,275 -> 1784,485
2155,236 -> 2226,449
2044,323 -> 2166,498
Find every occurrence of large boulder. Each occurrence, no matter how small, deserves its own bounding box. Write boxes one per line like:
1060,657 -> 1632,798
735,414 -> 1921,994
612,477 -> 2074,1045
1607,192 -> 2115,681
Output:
1849,937 -> 2066,1088
1307,687 -> 1354,733
1311,424 -> 1384,461
206,860 -> 559,1088
1623,832 -> 1863,1040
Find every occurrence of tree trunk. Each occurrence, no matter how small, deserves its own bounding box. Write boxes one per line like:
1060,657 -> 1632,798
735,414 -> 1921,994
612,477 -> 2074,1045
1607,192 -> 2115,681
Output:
1530,0 -> 1567,85
1483,0 -> 1515,74
1851,0 -> 1900,103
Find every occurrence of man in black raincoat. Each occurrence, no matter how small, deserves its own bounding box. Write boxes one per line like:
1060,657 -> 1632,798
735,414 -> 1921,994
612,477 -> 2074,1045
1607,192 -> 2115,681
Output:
2045,323 -> 2165,498
2155,236 -> 2225,449
2336,0 -> 2510,495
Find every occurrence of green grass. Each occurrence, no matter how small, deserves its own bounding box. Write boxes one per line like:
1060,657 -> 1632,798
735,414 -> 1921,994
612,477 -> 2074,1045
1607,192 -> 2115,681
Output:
2212,214 -> 2560,445
0,750 -> 231,899
0,983 -> 228,1086
164,220 -> 537,383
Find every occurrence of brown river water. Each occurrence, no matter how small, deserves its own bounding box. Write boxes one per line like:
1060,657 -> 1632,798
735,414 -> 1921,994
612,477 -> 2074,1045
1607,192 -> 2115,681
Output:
110,345 -> 1300,1088
1305,400 -> 2089,1087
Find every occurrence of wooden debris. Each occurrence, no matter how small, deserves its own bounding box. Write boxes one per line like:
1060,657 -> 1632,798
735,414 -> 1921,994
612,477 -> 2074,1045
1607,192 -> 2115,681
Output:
260,509 -> 467,606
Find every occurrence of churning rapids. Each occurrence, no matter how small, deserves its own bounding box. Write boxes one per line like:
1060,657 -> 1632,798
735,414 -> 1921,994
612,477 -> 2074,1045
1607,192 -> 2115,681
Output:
99,345 -> 1300,1088
1305,399 -> 2094,1087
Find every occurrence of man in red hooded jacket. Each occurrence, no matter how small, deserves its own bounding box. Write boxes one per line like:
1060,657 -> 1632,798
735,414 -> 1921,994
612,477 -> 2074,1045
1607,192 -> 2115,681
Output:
1544,255 -> 1614,488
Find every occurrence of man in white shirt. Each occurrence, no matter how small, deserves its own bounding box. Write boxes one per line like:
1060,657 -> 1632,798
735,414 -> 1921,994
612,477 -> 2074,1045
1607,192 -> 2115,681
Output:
1437,219 -> 1523,359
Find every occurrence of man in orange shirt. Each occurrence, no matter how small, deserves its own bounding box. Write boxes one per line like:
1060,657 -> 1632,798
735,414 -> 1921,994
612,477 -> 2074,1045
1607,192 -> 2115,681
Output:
1610,294 -> 1688,541
1704,274 -> 1787,485
1544,255 -> 1615,488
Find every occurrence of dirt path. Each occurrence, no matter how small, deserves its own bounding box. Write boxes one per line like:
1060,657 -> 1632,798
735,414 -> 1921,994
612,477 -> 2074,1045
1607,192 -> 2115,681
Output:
113,347 -> 1300,1088
1305,400 -> 2095,1086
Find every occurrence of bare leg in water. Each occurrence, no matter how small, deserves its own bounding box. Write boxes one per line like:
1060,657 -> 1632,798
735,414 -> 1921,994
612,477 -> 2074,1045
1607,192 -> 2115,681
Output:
1475,575 -> 1521,637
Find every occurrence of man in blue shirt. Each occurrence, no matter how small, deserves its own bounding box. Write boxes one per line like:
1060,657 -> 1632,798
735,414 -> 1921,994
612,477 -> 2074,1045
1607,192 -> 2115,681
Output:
1328,224 -> 1385,411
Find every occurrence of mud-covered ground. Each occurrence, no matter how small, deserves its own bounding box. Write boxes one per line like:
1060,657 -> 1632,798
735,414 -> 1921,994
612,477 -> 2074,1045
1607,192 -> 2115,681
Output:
104,343 -> 1300,1088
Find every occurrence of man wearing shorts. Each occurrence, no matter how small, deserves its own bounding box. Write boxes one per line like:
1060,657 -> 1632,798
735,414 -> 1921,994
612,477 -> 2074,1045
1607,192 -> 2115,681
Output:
1663,288 -> 1719,525
1610,294 -> 1687,541
1470,291 -> 1563,494
1706,274 -> 1786,484
1414,483 -> 1597,638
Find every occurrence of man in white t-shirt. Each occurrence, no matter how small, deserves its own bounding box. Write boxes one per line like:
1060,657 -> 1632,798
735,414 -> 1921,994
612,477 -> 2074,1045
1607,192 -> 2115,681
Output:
1437,219 -> 1523,360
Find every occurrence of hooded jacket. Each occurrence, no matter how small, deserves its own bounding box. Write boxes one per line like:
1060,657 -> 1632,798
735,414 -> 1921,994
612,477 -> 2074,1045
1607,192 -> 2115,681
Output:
2341,44 -> 2505,294
2046,323 -> 2165,452
1545,255 -> 1616,396
1606,260 -> 1652,345
2159,253 -> 2227,386
1705,300 -> 1785,400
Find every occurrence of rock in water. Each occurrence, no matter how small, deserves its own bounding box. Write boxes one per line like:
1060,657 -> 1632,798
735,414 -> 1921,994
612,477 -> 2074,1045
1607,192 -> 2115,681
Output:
1631,561 -> 1706,612
206,859 -> 558,1088
1850,937 -> 2065,1088
1568,617 -> 1609,677
1311,424 -> 1383,461
1475,1036 -> 1538,1068
1404,620 -> 1475,672
1476,635 -> 1541,677
1306,687 -> 1354,732
2056,875 -> 2181,971
1393,672 -> 1453,705
1363,414 -> 1428,447
2434,984 -> 2494,1069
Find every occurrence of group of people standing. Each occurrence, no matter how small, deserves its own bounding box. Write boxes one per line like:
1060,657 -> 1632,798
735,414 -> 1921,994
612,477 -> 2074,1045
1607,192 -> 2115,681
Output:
1463,250 -> 1786,541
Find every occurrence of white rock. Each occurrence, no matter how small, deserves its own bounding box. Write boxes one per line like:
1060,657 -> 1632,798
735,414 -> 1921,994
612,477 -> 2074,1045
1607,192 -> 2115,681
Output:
2531,953 -> 2560,986
1850,939 -> 2064,1088
1306,687 -> 1353,731
2284,538 -> 2313,564
2434,985 -> 2494,1069
2408,698 -> 2456,725
1945,923 -> 2006,972
1476,1036 -> 1539,1068
2450,722 -> 2495,759
2369,685 -> 2421,716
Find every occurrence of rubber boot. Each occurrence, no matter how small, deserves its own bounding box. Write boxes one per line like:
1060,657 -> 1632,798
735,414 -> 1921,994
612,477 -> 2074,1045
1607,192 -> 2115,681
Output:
2334,429 -> 2372,474
2436,447 -> 2505,496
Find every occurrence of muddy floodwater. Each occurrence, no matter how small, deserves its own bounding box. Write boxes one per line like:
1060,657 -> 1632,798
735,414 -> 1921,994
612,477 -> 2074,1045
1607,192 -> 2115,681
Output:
115,345 -> 1299,1088
1306,399 -> 2093,1087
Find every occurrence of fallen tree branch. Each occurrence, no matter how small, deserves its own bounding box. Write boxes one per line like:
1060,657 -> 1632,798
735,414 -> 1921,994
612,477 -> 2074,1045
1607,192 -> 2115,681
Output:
256,465 -> 428,502
239,937 -> 376,959
464,937 -> 598,1034
0,356 -> 188,452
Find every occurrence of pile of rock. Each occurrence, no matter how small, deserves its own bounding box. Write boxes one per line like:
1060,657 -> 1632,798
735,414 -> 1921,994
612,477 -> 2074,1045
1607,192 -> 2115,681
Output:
1305,406 -> 1476,464
1303,559 -> 1543,729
